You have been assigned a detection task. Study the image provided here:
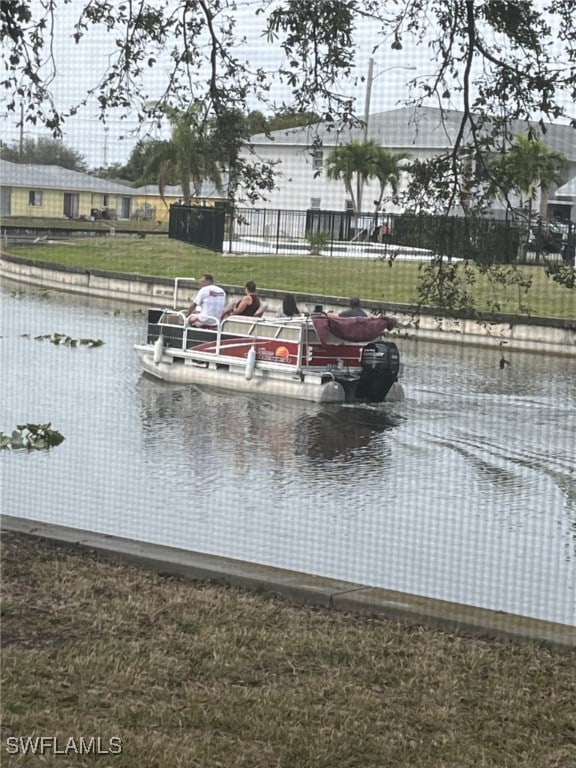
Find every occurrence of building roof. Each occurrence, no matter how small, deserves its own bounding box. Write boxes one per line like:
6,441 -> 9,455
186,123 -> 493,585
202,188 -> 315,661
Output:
555,174 -> 576,198
0,160 -> 228,200
251,106 -> 576,158
133,181 -> 227,199
0,160 -> 136,195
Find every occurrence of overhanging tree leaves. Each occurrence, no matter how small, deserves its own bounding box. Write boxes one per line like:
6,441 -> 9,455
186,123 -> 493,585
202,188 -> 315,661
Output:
2,1 -> 573,200
1,0 -> 575,303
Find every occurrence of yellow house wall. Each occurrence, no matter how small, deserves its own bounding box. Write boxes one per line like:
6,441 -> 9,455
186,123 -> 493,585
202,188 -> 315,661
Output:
80,192 -> 98,216
90,192 -> 110,210
132,194 -> 174,223
5,188 -> 133,219
10,188 -> 64,218
132,193 -> 218,222
5,185 -> 217,220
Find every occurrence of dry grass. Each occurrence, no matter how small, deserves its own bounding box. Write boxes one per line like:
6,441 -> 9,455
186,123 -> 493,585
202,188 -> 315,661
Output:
1,532 -> 575,768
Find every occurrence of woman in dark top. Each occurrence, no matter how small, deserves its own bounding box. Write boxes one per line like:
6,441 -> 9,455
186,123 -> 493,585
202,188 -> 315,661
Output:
230,281 -> 261,317
279,293 -> 300,318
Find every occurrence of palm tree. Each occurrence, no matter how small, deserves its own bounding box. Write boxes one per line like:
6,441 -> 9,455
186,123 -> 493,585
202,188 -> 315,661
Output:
369,147 -> 410,213
490,134 -> 566,257
144,102 -> 223,205
326,140 -> 380,213
491,134 -> 566,218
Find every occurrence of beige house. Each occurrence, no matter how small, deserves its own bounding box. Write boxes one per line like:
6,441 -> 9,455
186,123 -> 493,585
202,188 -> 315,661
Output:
0,160 -> 135,219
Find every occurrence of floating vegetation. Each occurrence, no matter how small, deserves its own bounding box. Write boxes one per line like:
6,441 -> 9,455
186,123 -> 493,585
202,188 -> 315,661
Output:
111,308 -> 143,317
27,332 -> 104,347
9,288 -> 51,299
0,423 -> 65,450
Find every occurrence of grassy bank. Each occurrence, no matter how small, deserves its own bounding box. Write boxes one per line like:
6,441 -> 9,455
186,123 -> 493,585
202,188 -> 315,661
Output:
5,234 -> 576,319
1,215 -> 169,233
1,532 -> 575,768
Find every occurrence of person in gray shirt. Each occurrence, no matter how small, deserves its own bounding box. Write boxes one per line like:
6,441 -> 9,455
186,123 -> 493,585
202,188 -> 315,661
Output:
339,297 -> 367,317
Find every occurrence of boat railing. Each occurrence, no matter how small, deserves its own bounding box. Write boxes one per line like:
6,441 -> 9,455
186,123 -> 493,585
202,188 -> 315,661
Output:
155,309 -> 221,352
156,309 -> 315,368
172,277 -> 197,310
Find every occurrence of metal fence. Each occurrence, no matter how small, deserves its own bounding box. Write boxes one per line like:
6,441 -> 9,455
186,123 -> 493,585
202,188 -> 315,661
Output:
169,204 -> 575,265
169,204 -> 226,252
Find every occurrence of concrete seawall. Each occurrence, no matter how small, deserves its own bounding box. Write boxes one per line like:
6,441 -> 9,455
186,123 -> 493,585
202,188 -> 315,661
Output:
2,252 -> 575,355
2,516 -> 575,648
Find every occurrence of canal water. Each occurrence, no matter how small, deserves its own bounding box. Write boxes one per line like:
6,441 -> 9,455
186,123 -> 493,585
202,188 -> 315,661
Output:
2,280 -> 575,626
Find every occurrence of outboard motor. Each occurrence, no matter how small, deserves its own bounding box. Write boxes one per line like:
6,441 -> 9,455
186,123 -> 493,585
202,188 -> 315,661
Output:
356,341 -> 401,403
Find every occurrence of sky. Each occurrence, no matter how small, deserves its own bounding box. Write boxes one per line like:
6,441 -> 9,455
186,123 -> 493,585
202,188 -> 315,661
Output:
1,1 -> 572,169
1,2 -> 433,169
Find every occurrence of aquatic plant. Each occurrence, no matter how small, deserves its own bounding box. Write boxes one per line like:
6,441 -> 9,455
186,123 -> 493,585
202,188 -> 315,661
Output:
27,332 -> 104,347
0,423 -> 65,450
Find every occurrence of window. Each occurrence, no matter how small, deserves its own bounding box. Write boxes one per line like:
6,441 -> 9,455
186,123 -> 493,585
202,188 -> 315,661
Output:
103,194 -> 109,207
310,197 -> 321,210
311,150 -> 324,170
345,199 -> 354,212
28,190 -> 43,206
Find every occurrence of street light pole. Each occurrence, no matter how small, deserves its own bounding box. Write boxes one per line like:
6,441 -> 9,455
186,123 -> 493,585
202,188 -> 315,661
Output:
19,103 -> 24,158
358,59 -> 416,213
362,59 -> 417,143
103,127 -> 110,168
362,58 -> 374,144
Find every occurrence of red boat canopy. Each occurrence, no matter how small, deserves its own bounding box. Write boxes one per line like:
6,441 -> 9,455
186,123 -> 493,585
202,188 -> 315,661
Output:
311,315 -> 396,344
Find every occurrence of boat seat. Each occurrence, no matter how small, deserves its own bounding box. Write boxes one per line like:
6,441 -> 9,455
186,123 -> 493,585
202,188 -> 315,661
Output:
160,310 -> 188,325
221,303 -> 267,320
188,315 -> 221,330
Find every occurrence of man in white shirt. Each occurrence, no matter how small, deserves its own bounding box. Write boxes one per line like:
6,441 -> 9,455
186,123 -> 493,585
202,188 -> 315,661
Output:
186,274 -> 227,326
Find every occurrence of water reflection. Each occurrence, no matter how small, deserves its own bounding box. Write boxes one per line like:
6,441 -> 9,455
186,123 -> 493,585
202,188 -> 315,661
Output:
293,406 -> 401,462
136,377 -> 403,468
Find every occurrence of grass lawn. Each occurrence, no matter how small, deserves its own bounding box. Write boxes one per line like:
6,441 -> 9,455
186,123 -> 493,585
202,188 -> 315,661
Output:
2,532 -> 575,768
2,215 -> 169,233
5,234 -> 576,319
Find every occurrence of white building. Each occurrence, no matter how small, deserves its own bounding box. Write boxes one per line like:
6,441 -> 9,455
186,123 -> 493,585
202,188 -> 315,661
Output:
246,106 -> 576,222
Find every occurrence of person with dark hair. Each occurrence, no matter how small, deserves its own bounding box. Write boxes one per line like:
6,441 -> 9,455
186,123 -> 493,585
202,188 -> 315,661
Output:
229,281 -> 262,317
186,273 -> 226,326
339,297 -> 368,317
278,293 -> 300,318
